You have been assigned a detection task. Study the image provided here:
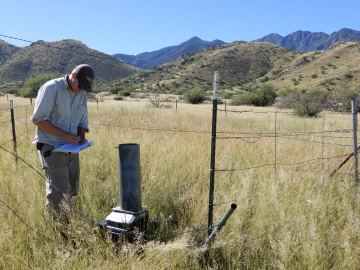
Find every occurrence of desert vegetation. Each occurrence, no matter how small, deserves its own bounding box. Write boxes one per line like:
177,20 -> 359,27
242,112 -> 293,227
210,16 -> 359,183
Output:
1,94 -> 360,269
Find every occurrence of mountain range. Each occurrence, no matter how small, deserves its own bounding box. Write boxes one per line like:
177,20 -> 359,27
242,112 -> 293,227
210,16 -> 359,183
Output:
114,28 -> 360,69
253,28 -> 360,51
113,36 -> 225,69
0,28 -> 360,93
117,40 -> 360,95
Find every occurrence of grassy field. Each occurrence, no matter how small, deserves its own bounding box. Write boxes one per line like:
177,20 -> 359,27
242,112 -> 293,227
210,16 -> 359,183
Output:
1,94 -> 360,269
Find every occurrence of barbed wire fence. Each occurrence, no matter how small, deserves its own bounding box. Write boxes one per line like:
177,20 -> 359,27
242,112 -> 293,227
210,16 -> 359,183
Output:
0,97 -> 224,249
0,99 -> 35,151
1,91 -> 358,249
0,33 -> 359,250
207,71 -> 360,232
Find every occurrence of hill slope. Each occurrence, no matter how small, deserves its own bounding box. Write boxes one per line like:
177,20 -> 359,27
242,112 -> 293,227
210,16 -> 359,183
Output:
0,40 -> 21,65
0,39 -> 139,85
117,40 -> 360,94
269,41 -> 360,91
1,37 -> 360,96
118,41 -> 298,90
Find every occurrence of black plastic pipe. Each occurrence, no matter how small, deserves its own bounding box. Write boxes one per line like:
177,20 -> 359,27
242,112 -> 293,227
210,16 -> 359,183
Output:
118,143 -> 142,212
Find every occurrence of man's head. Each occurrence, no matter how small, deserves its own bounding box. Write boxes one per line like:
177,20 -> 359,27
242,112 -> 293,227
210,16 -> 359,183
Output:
72,64 -> 95,92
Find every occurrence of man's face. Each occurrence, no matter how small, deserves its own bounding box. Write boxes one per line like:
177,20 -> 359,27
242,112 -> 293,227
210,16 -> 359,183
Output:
70,73 -> 84,94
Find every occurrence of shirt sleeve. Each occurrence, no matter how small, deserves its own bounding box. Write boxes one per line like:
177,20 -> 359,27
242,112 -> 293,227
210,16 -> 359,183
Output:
30,82 -> 56,125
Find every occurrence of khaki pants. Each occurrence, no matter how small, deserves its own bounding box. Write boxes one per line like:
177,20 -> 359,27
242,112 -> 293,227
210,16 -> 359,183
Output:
37,143 -> 80,219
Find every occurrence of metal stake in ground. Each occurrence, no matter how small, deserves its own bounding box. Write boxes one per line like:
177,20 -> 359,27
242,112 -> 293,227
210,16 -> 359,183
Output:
208,71 -> 218,235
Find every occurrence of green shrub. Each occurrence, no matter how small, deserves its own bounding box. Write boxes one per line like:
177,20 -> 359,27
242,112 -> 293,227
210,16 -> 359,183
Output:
334,87 -> 360,112
252,84 -> 277,106
118,90 -> 131,96
185,87 -> 206,104
222,92 -> 234,99
292,78 -> 300,85
293,102 -> 322,117
231,84 -> 277,107
109,85 -> 126,95
230,92 -> 255,106
344,72 -> 353,79
0,85 -> 20,95
277,86 -> 298,98
278,89 -> 330,117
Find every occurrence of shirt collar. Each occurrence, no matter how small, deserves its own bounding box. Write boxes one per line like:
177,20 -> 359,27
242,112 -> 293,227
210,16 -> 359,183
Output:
64,75 -> 70,90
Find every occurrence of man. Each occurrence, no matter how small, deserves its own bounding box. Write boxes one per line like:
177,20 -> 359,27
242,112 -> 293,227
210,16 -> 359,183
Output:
31,64 -> 95,222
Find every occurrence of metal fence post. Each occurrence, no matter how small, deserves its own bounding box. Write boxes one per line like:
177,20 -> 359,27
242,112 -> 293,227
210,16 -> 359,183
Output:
352,100 -> 359,184
208,71 -> 218,235
10,100 -> 18,165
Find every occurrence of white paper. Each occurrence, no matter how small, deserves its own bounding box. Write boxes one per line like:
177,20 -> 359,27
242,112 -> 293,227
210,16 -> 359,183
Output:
53,141 -> 94,153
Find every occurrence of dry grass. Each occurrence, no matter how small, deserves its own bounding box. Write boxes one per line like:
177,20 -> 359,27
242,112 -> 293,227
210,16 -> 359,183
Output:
1,95 -> 360,269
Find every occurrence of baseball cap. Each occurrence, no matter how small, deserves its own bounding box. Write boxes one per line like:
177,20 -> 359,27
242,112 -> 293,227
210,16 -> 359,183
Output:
74,64 -> 95,92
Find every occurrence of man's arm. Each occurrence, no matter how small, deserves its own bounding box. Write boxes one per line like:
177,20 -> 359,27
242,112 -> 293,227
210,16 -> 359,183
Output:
36,120 -> 81,145
77,127 -> 88,144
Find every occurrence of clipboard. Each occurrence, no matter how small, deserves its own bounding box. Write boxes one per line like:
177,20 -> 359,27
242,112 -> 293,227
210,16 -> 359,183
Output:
53,141 -> 94,153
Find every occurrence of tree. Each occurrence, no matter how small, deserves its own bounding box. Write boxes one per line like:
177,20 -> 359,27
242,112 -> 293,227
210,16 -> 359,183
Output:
21,72 -> 61,97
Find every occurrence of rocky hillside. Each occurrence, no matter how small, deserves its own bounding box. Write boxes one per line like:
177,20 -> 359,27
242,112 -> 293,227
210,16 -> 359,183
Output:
1,36 -> 360,97
0,40 -> 21,64
115,41 -> 297,92
0,39 -> 138,85
116,40 -> 360,94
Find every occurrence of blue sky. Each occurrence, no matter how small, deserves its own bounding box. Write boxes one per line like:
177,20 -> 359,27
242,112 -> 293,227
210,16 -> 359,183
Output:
1,0 -> 359,55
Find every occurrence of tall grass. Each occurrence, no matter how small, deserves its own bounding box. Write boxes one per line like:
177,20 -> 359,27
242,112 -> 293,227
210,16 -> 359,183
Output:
1,95 -> 360,269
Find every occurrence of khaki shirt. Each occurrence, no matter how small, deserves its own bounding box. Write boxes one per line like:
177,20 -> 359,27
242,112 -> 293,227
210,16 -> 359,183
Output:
31,76 -> 89,148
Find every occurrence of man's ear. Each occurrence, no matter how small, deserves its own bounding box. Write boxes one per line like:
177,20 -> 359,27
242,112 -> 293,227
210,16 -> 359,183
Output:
70,72 -> 77,80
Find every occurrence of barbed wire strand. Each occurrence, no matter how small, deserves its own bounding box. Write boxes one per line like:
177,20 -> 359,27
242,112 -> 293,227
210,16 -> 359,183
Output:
0,145 -> 221,244
1,197 -> 218,251
215,153 -> 350,172
217,134 -> 353,148
0,104 -> 34,110
91,122 -> 211,134
91,122 -> 354,149
0,138 -> 14,147
0,145 -> 97,225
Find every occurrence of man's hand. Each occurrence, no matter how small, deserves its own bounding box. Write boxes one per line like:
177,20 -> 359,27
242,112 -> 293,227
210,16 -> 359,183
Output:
63,133 -> 82,145
78,139 -> 88,145
37,120 -> 81,145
